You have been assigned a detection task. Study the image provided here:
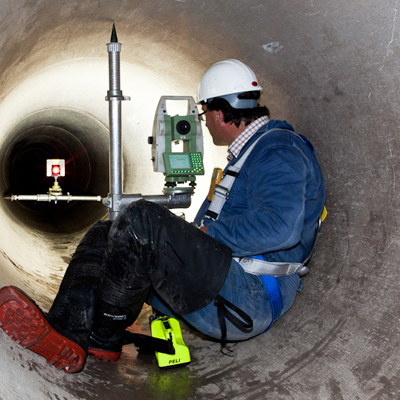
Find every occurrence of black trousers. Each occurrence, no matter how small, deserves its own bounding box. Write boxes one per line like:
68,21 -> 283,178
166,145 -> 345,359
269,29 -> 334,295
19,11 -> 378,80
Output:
48,200 -> 232,348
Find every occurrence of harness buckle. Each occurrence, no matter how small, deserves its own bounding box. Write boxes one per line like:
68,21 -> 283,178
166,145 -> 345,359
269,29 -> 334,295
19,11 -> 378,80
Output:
214,184 -> 230,200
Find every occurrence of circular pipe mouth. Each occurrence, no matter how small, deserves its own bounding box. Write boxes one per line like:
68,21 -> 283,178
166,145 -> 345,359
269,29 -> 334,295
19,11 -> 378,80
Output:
0,108 -> 110,233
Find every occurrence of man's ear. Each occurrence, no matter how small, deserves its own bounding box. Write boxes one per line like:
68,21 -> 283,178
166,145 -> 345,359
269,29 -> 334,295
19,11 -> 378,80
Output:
216,110 -> 224,125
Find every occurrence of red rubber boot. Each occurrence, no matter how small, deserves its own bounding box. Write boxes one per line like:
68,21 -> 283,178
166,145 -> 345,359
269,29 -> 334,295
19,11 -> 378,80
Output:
87,327 -> 124,362
87,345 -> 121,362
0,286 -> 86,373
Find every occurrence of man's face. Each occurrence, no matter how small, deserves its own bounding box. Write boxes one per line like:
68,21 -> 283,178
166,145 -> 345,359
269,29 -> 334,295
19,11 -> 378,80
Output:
201,104 -> 229,146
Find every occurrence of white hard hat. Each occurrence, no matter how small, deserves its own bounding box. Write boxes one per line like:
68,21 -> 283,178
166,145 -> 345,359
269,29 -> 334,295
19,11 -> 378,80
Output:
197,59 -> 263,109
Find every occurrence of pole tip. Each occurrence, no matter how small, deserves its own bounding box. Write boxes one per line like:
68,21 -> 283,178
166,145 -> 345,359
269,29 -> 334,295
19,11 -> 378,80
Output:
111,23 -> 118,43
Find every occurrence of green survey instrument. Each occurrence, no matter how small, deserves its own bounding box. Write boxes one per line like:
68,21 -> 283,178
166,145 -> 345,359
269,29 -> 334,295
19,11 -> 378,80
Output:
150,316 -> 191,368
149,96 -> 204,193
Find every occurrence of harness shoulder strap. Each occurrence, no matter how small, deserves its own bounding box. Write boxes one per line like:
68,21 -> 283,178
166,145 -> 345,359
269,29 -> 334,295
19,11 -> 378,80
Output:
204,128 -> 309,222
204,128 -> 277,222
203,127 -> 324,277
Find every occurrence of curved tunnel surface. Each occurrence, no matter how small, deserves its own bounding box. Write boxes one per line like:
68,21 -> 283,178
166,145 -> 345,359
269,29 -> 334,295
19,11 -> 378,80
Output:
0,1 -> 399,399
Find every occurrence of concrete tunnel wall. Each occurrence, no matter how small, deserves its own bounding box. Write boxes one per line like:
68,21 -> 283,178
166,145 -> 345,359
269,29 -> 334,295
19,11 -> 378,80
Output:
0,0 -> 399,399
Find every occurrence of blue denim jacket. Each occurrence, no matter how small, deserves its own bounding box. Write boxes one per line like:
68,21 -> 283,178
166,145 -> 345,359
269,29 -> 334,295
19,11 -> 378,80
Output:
194,119 -> 326,264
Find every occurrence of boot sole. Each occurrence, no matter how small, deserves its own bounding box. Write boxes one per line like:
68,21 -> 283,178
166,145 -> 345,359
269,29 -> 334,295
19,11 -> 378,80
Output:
87,347 -> 121,362
0,286 -> 86,373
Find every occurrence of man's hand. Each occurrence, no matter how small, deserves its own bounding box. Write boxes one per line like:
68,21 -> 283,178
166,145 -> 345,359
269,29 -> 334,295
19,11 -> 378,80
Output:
200,225 -> 208,234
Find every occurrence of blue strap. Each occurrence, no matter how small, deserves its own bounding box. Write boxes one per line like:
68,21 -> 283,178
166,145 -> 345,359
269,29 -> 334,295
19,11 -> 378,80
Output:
260,275 -> 283,332
250,256 -> 283,332
297,133 -> 315,154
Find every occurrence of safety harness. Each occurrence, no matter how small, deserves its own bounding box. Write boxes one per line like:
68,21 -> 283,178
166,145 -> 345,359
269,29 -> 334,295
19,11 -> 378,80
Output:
205,128 -> 325,342
203,128 -> 323,277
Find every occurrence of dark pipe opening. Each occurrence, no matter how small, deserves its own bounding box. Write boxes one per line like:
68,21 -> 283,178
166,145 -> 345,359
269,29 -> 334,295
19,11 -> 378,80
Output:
0,108 -> 110,233
6,127 -> 91,199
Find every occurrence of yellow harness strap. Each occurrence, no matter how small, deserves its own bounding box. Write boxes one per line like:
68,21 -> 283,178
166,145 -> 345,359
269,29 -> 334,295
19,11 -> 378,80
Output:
321,206 -> 328,222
